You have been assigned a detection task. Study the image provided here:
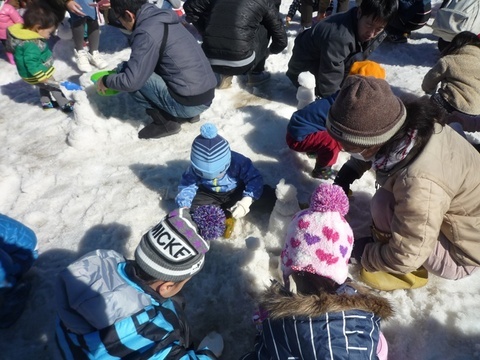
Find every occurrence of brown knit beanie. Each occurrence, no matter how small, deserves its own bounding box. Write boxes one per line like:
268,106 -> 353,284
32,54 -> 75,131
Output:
326,75 -> 406,147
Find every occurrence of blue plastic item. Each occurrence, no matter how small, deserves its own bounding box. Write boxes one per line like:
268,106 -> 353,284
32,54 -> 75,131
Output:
61,81 -> 83,91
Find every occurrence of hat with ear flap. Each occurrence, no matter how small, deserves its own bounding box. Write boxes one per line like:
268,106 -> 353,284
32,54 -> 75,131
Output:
281,183 -> 354,286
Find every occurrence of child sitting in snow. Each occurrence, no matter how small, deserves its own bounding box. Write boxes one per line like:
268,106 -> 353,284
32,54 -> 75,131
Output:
0,213 -> 38,328
240,183 -> 393,360
0,0 -> 23,65
286,60 -> 386,179
176,123 -> 274,223
7,3 -> 75,112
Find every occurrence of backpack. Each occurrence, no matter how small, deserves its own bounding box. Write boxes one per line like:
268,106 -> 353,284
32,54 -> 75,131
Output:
431,0 -> 480,42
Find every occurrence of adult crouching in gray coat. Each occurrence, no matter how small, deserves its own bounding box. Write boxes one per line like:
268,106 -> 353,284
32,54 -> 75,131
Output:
96,0 -> 217,139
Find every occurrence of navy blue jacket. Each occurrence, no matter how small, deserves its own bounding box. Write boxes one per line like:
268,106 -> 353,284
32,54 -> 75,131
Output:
287,93 -> 337,141
241,282 -> 393,359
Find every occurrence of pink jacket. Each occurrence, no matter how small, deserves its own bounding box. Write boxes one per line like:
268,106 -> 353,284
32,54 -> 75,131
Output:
0,1 -> 23,40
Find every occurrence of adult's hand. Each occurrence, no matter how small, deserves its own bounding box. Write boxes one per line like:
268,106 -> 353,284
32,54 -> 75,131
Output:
96,76 -> 108,95
66,0 -> 87,17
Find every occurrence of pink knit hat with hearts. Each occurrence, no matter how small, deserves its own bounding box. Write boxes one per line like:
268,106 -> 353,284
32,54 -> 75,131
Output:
281,183 -> 354,285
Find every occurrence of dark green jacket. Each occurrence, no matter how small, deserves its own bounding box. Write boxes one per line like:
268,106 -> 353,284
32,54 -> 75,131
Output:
7,23 -> 55,84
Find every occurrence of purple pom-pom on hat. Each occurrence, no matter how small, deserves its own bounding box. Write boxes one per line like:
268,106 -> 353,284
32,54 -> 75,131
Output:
309,183 -> 349,216
191,205 -> 226,241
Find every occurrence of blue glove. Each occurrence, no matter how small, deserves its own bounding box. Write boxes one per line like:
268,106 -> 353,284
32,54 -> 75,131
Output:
60,81 -> 83,91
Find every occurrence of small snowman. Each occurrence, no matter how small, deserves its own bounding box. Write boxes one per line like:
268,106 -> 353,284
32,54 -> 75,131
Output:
296,72 -> 316,110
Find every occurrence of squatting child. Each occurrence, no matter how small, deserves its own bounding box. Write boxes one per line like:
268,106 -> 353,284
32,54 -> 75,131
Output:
240,183 -> 393,359
176,123 -> 275,221
55,207 -> 225,359
286,60 -> 386,179
7,3 -> 75,112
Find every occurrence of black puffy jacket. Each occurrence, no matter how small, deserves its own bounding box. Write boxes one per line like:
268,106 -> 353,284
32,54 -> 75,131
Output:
184,0 -> 287,62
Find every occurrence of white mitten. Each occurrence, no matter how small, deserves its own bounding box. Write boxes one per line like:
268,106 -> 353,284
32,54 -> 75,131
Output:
198,331 -> 224,357
230,196 -> 253,219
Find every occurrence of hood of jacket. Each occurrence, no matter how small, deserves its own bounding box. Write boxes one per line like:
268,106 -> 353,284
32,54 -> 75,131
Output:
260,281 -> 394,320
134,3 -> 180,30
7,23 -> 43,41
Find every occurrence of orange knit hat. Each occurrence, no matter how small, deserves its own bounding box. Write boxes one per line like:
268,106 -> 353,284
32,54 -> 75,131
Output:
349,60 -> 386,80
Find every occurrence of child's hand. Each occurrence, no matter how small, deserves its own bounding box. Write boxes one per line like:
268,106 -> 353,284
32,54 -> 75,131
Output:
66,0 -> 87,17
285,16 -> 291,26
229,197 -> 253,219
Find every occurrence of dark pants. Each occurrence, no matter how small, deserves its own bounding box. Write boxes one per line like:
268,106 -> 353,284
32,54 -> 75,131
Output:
191,184 -> 276,215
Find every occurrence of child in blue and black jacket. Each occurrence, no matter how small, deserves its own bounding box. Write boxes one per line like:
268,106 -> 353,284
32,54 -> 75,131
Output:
176,123 -> 273,221
0,213 -> 37,328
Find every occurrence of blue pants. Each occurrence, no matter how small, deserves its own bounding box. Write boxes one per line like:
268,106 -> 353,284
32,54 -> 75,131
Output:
130,72 -> 209,118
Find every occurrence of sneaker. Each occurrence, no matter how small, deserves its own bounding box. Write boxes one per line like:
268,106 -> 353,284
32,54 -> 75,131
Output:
311,165 -> 338,180
247,71 -> 271,86
74,49 -> 92,72
217,75 -> 233,89
61,101 -> 75,113
42,101 -> 55,110
386,33 -> 409,43
87,50 -> 108,69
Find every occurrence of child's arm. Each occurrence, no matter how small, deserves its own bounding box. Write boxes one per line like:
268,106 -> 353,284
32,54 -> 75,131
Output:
421,60 -> 447,94
286,0 -> 300,23
176,168 -> 199,208
235,154 -> 264,201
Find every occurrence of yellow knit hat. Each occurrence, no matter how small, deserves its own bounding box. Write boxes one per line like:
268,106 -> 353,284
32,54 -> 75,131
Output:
349,60 -> 386,79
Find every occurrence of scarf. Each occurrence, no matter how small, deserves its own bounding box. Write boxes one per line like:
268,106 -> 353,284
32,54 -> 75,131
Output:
372,129 -> 418,172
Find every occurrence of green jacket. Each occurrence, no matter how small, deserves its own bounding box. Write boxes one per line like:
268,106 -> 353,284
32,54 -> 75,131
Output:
7,23 -> 55,84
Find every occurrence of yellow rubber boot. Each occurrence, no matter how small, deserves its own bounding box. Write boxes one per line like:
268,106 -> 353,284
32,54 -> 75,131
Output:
360,267 -> 429,291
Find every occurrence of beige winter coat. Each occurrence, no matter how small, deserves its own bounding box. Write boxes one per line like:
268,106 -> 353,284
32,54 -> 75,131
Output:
362,124 -> 480,274
422,45 -> 480,115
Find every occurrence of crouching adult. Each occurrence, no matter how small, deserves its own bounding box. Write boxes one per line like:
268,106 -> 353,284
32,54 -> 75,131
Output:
328,75 -> 480,291
96,0 -> 217,139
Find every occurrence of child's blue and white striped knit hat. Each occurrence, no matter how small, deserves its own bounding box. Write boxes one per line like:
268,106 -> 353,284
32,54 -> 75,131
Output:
190,123 -> 231,179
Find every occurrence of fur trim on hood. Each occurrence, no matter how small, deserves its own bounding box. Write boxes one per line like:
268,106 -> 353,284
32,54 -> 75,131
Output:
260,281 -> 394,320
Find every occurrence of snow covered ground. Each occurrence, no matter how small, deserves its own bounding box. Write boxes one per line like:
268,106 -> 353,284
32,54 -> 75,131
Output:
1,0 -> 480,358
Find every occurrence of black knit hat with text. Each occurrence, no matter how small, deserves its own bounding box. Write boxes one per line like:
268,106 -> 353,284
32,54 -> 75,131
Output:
135,208 -> 210,282
326,75 -> 406,147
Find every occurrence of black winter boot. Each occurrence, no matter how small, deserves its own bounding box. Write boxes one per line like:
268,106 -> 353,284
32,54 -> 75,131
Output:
156,107 -> 200,123
138,108 -> 181,139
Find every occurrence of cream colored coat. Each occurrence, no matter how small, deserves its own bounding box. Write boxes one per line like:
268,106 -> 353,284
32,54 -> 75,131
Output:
422,45 -> 480,115
362,124 -> 480,274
